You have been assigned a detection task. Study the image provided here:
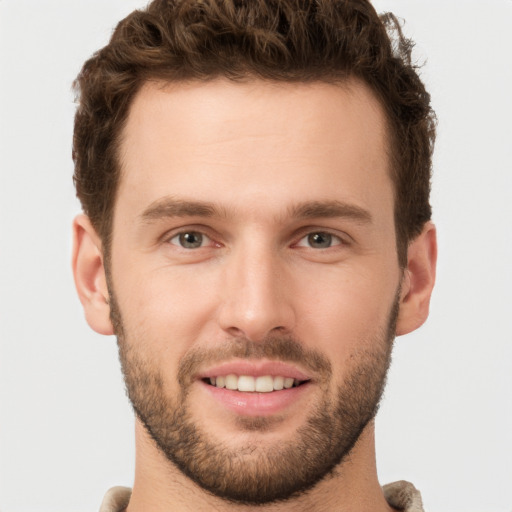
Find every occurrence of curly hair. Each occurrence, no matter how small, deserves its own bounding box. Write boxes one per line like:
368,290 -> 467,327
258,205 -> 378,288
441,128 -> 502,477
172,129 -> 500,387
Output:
73,0 -> 436,267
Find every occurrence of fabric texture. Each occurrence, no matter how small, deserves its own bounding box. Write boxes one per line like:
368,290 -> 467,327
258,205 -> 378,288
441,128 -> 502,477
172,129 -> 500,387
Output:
99,480 -> 424,511
99,486 -> 131,512
382,480 -> 424,511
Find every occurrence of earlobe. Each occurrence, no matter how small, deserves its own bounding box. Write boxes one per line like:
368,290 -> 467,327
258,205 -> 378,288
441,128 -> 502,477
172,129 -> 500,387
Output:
72,215 -> 114,335
396,222 -> 437,336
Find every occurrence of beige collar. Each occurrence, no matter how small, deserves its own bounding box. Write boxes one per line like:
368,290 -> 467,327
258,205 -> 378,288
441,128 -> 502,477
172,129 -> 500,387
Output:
100,480 -> 424,512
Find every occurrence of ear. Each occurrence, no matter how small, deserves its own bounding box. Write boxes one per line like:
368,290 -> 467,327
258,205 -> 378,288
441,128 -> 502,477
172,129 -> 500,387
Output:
72,215 -> 114,335
396,222 -> 437,336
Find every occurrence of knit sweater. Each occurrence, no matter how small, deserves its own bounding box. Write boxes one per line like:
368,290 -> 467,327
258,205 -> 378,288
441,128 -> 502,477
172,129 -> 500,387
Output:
99,480 -> 424,511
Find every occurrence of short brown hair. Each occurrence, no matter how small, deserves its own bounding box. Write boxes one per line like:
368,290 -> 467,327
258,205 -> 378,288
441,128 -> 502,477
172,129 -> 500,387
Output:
73,0 -> 436,266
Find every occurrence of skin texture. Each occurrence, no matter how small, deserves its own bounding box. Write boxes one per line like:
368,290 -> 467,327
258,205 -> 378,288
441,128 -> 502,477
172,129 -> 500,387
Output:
73,79 -> 437,512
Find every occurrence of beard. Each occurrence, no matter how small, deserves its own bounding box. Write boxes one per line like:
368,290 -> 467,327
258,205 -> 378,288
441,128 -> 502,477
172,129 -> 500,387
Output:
109,289 -> 398,505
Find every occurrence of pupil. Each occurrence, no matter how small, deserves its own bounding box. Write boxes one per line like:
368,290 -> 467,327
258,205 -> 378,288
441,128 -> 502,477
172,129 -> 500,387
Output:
180,232 -> 202,248
308,232 -> 331,248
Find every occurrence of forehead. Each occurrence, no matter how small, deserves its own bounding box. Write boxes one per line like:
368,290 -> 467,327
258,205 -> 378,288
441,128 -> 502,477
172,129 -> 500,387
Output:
116,78 -> 393,228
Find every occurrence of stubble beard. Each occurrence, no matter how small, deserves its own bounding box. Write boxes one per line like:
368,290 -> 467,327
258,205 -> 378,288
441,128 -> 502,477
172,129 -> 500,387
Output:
109,289 -> 398,505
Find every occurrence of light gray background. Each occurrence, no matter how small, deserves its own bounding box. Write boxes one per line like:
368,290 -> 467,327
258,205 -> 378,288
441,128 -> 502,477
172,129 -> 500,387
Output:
0,1 -> 511,511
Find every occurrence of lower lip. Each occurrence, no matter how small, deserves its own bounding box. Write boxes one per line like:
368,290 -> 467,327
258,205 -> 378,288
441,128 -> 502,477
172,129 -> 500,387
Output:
200,381 -> 311,417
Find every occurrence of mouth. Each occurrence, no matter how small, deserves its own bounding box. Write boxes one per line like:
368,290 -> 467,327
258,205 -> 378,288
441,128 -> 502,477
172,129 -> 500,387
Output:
202,374 -> 309,392
196,360 -> 313,417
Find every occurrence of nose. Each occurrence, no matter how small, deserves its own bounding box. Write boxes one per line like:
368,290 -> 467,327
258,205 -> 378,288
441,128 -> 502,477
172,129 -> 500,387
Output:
217,241 -> 296,342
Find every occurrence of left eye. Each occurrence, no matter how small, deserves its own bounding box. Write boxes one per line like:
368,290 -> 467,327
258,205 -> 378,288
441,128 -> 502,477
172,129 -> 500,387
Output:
169,231 -> 211,249
296,232 -> 342,249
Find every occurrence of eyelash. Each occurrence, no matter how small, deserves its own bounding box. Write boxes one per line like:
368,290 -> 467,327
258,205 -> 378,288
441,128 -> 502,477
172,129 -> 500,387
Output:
166,228 -> 348,250
294,231 -> 345,249
168,230 -> 216,249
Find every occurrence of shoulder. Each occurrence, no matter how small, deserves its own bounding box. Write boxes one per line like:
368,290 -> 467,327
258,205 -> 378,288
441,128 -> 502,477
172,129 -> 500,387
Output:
383,480 -> 424,512
98,486 -> 132,512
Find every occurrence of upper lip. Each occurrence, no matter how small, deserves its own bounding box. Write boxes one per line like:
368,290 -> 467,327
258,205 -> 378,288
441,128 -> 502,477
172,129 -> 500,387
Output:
196,359 -> 312,381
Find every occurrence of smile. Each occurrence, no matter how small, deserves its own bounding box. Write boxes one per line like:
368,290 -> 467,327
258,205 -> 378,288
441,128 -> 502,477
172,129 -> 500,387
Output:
205,375 -> 307,392
197,361 -> 313,416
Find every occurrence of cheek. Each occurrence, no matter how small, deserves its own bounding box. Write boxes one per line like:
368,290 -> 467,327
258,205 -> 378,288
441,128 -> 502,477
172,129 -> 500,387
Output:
294,263 -> 398,360
112,261 -> 222,350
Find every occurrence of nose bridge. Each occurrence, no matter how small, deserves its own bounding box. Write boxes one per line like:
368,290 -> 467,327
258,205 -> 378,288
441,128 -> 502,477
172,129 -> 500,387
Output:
218,234 -> 295,341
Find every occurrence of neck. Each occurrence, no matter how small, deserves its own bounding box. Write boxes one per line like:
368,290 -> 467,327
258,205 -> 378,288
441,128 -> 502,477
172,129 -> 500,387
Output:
125,420 -> 395,512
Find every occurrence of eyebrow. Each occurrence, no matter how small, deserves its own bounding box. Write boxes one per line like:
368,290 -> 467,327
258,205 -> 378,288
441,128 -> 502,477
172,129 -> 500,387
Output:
288,200 -> 372,224
140,197 -> 372,224
140,198 -> 223,222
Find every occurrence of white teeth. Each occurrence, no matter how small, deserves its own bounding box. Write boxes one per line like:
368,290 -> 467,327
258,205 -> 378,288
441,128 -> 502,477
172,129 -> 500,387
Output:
238,375 -> 255,392
211,374 -> 304,392
255,375 -> 274,393
283,378 -> 294,389
225,374 -> 238,390
273,376 -> 284,391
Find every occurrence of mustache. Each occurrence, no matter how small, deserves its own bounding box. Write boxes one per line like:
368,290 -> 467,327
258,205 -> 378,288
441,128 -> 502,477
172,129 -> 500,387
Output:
178,334 -> 332,387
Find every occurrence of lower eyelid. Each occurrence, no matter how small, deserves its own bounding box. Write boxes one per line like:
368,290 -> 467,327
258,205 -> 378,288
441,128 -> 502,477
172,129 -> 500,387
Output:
295,232 -> 345,248
168,231 -> 211,248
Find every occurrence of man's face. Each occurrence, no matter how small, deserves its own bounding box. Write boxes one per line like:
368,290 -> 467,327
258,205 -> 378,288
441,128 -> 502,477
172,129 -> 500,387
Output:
108,79 -> 402,503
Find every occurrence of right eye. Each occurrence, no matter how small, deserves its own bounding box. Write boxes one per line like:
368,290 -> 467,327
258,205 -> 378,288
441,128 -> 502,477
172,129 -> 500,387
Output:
168,231 -> 211,249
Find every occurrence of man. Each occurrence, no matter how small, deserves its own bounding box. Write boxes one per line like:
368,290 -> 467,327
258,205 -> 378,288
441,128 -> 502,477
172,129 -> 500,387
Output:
71,0 -> 437,510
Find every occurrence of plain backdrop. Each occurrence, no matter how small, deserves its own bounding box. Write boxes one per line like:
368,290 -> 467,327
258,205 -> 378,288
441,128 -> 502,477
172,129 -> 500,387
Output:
0,1 -> 511,511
